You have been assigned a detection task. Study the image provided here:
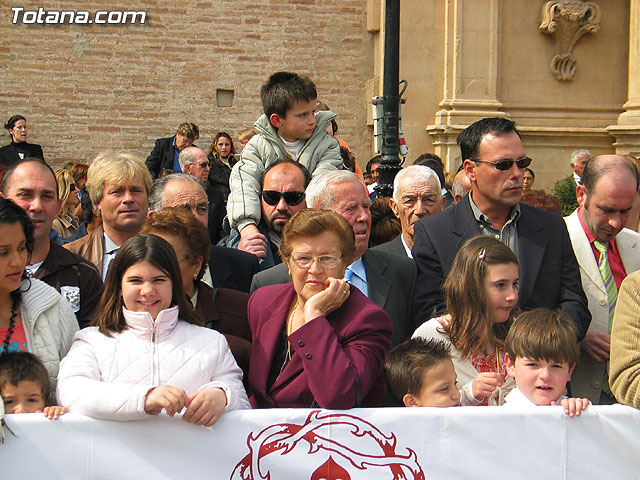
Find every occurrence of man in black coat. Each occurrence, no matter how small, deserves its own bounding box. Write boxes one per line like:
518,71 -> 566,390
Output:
145,122 -> 199,180
412,117 -> 590,339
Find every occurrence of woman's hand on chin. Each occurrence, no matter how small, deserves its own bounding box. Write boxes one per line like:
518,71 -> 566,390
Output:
303,277 -> 350,321
182,388 -> 227,427
144,385 -> 189,417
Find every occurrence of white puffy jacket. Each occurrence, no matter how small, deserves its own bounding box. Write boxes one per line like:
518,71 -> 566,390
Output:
56,306 -> 250,421
228,110 -> 343,231
20,278 -> 78,396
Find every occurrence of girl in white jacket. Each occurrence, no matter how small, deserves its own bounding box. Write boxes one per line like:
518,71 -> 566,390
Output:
57,234 -> 250,426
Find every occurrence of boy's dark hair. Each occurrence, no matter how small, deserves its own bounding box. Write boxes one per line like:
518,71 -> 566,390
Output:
0,351 -> 50,398
457,117 -> 521,162
505,308 -> 579,366
385,337 -> 452,403
261,72 -> 317,118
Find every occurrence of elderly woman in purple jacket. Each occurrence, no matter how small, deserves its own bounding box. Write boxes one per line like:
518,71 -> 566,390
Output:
247,209 -> 392,409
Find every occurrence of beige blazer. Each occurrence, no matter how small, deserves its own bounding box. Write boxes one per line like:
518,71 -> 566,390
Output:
565,210 -> 640,402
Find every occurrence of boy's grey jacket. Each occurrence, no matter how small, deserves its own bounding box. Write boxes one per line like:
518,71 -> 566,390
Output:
228,110 -> 343,231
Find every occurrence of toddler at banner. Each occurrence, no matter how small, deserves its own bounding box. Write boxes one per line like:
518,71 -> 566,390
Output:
385,337 -> 461,407
413,236 -> 518,405
0,351 -> 67,419
57,234 -> 250,426
504,308 -> 589,416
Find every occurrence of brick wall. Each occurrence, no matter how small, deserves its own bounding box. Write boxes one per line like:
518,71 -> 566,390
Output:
0,0 -> 373,169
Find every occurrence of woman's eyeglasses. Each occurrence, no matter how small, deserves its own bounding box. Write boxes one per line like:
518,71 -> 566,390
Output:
473,157 -> 532,171
70,184 -> 77,192
290,253 -> 341,269
261,190 -> 305,206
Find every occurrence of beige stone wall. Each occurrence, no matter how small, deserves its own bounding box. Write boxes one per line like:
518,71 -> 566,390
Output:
368,0 -> 634,189
0,1 -> 373,168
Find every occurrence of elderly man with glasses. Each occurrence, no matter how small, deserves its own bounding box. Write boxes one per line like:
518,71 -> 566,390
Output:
222,159 -> 311,270
179,146 -> 225,243
412,117 -> 590,340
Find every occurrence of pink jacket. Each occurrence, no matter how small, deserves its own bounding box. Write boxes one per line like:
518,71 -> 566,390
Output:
57,306 -> 250,420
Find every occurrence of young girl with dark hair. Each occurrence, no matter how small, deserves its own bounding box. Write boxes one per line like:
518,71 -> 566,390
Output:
57,234 -> 250,425
413,236 -> 519,405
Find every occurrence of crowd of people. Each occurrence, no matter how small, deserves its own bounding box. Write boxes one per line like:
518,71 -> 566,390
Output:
2,70 -> 640,430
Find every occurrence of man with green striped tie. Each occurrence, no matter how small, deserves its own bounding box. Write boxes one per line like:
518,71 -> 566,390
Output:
564,155 -> 640,404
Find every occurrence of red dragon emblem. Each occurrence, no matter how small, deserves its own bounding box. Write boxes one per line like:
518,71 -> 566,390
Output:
230,410 -> 425,480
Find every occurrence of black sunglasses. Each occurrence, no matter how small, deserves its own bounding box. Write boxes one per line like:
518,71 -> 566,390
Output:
261,190 -> 306,206
70,184 -> 77,192
473,157 -> 532,171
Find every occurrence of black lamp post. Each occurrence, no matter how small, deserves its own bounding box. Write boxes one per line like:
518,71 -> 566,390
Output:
374,0 -> 402,199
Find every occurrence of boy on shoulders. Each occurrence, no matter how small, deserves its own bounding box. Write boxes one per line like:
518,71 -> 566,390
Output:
228,71 -> 343,250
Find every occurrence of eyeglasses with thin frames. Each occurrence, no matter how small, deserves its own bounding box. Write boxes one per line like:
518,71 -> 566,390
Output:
290,253 -> 342,269
472,157 -> 532,171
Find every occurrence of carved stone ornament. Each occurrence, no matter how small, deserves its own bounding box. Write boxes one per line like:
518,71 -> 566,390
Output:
539,1 -> 601,81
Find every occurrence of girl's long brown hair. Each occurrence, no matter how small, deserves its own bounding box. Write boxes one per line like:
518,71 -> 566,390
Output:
443,236 -> 518,359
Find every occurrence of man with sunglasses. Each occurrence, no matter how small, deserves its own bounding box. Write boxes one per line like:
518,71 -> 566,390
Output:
413,117 -> 590,341
224,160 -> 310,270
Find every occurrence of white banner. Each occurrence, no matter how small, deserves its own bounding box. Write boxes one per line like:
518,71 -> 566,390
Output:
2,405 -> 640,479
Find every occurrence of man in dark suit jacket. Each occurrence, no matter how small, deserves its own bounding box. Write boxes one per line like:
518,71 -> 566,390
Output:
375,164 -> 445,258
251,170 -> 417,347
148,173 -> 259,293
373,234 -> 406,257
145,122 -> 199,179
412,117 -> 590,339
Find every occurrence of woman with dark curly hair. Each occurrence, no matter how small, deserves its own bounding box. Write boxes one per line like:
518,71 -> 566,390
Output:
0,115 -> 44,166
0,197 -> 77,400
207,131 -> 237,201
